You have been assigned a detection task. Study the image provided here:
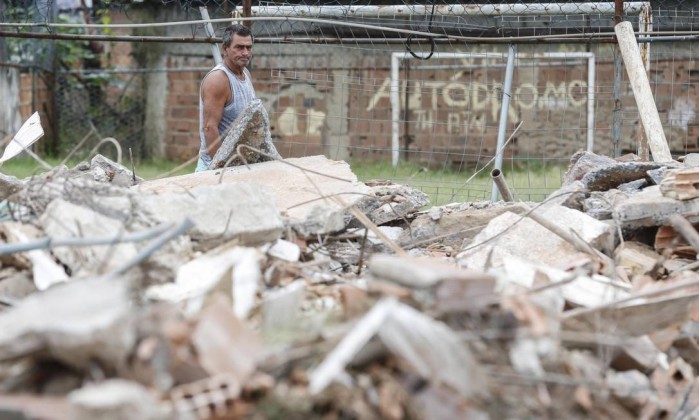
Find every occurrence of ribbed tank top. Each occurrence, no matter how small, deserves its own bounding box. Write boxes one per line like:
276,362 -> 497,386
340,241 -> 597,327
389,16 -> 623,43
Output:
197,64 -> 256,171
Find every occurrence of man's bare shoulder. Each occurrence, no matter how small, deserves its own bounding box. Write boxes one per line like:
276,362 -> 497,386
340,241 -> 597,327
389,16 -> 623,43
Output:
201,69 -> 230,98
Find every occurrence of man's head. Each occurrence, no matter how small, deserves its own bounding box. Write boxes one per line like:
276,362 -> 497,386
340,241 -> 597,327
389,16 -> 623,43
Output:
222,24 -> 253,48
221,24 -> 253,71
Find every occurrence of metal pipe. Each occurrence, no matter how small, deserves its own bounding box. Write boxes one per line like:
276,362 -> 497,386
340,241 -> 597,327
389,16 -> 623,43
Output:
490,169 -> 514,202
587,55 -> 596,152
250,3 -> 649,17
199,6 -> 222,64
491,44 -> 517,203
390,53 -> 400,167
0,31 -> 685,44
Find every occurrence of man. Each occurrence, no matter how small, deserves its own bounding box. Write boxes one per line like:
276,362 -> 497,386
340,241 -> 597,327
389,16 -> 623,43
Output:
196,24 -> 256,172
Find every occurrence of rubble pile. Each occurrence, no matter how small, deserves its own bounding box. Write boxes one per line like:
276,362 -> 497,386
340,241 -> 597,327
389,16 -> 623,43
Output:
0,150 -> 698,419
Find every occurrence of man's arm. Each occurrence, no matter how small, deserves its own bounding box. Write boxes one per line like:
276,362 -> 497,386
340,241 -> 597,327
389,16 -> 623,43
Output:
200,71 -> 231,157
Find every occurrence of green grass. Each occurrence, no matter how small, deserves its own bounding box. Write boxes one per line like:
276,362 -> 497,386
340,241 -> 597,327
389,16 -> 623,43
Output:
0,156 -> 196,180
1,156 -> 564,205
350,159 -> 565,205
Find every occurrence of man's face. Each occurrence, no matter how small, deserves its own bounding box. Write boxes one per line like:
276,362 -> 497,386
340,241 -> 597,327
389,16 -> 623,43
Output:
224,34 -> 253,68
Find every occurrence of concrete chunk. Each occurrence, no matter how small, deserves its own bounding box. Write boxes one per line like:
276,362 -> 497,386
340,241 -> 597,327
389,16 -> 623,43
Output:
563,151 -> 616,185
135,156 -> 371,236
457,205 -> 615,270
210,99 -> 282,169
613,185 -> 699,228
90,154 -> 143,187
0,278 -> 136,370
69,379 -> 165,420
399,202 -> 527,250
368,253 -> 495,289
351,184 -> 429,226
39,199 -> 138,277
0,172 -> 24,199
136,182 -> 283,245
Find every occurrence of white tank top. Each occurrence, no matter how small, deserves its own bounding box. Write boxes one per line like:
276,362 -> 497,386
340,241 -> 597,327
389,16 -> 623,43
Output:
197,64 -> 256,171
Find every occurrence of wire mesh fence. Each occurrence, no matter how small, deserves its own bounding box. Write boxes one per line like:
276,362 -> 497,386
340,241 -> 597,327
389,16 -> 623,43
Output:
1,1 -> 699,203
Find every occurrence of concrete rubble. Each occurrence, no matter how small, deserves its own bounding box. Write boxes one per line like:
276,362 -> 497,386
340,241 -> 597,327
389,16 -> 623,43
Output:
0,150 -> 698,418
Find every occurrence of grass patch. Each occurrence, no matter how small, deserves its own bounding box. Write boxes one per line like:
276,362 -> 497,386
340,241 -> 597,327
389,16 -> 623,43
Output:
349,159 -> 565,205
0,156 -> 196,180
1,155 -> 564,205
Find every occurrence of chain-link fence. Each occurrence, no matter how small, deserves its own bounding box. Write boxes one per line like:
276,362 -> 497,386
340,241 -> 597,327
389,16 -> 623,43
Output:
1,1 -> 699,202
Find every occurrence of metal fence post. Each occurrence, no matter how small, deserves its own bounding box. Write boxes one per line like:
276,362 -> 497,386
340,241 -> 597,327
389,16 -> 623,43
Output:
491,44 -> 517,203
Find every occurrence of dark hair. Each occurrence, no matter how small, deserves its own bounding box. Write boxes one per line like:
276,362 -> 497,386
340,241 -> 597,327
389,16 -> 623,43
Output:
222,24 -> 253,47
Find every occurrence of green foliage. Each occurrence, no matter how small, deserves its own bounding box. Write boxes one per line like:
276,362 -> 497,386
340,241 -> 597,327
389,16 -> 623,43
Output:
4,2 -> 113,70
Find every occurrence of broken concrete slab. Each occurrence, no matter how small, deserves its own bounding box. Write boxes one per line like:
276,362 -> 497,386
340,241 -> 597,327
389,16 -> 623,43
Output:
0,277 -> 136,370
309,298 -> 488,400
615,241 -> 660,278
368,253 -> 496,289
13,172 -> 139,223
68,379 -> 167,420
136,182 -> 283,246
0,172 -> 24,199
613,185 -> 699,228
191,298 -> 264,382
580,161 -> 675,192
563,151 -> 617,186
457,205 -> 615,271
399,201 -> 528,251
378,302 -> 489,399
684,153 -> 699,167
262,280 -> 305,336
493,255 -> 630,308
39,199 -> 139,278
89,154 -> 143,187
2,221 -> 69,291
0,394 -> 75,420
350,184 -> 429,227
583,189 -> 630,220
611,335 -> 662,372
563,288 -> 699,336
135,156 -> 371,236
210,99 -> 282,169
145,245 -> 264,318
563,150 -> 617,186
0,268 -> 37,303
538,180 -> 586,211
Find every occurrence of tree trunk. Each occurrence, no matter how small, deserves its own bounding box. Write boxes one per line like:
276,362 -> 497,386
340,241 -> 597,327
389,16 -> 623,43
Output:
0,35 -> 21,142
132,5 -> 167,160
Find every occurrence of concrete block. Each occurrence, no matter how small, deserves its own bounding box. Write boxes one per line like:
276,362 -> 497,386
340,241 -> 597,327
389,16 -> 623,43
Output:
457,205 -> 615,270
136,182 -> 283,246
135,155 -> 371,236
210,99 -> 282,169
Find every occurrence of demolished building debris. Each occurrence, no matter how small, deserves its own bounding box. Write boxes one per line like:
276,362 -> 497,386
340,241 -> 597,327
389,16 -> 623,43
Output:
1,148 -> 699,418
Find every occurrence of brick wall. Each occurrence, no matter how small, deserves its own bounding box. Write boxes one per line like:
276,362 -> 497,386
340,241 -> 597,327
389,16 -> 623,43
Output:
164,56 -> 206,161
16,40 -> 699,165
162,51 -> 699,164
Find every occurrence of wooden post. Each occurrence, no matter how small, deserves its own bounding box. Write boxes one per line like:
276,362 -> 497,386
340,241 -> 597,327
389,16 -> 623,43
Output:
614,21 -> 672,162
